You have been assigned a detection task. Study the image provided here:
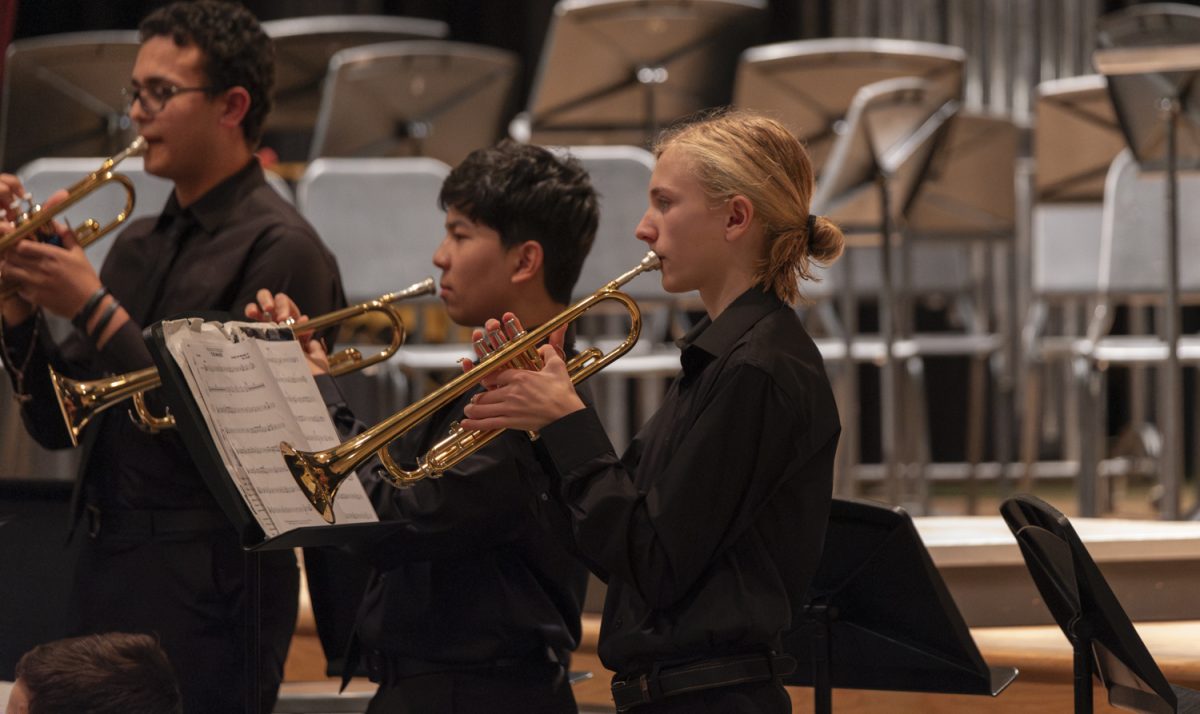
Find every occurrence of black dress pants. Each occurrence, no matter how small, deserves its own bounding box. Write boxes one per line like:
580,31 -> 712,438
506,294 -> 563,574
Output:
68,526 -> 299,714
365,661 -> 577,714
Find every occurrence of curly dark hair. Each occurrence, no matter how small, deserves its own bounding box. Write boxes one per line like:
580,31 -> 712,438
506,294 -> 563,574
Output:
139,0 -> 274,145
15,633 -> 182,714
439,140 -> 599,304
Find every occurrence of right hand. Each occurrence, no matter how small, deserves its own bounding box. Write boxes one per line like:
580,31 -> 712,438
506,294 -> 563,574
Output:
244,288 -> 330,375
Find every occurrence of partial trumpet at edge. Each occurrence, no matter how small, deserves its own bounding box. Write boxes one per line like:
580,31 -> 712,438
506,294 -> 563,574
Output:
0,137 -> 147,298
282,250 -> 662,525
49,278 -> 436,447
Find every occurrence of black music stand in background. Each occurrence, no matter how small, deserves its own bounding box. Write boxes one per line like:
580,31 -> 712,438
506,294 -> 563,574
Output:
732,38 -> 965,177
784,498 -> 1017,714
1093,3 -> 1200,520
513,0 -> 766,147
1000,494 -> 1200,713
259,15 -> 450,162
0,31 -> 139,172
308,41 -> 519,168
811,77 -> 958,508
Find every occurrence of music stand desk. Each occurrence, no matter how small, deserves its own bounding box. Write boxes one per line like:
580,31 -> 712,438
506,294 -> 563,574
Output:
785,498 -> 1017,714
733,37 -> 965,176
1001,494 -> 1200,713
517,0 -> 766,147
309,40 -> 518,167
0,31 -> 139,172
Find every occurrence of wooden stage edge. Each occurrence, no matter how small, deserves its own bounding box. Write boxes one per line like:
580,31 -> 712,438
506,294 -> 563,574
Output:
282,515 -> 1200,713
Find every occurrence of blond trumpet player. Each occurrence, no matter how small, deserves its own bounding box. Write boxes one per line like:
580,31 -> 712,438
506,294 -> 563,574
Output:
461,110 -> 847,714
0,3 -> 345,713
248,141 -> 596,714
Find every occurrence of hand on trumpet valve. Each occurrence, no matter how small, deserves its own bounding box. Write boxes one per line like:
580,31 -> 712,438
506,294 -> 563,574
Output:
244,288 -> 329,375
2,198 -> 100,321
460,312 -> 582,433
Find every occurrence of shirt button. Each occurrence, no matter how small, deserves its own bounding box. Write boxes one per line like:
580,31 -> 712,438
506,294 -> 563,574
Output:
540,493 -> 549,501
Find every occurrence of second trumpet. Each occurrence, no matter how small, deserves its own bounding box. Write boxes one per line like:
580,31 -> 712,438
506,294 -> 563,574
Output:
50,279 -> 435,446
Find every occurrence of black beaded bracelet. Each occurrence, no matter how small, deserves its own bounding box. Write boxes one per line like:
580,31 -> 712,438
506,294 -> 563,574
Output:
72,286 -> 109,332
90,298 -> 122,340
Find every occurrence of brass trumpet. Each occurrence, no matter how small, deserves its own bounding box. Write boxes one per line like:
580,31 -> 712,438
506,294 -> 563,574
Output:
50,278 -> 436,446
283,251 -> 661,524
0,137 -> 147,297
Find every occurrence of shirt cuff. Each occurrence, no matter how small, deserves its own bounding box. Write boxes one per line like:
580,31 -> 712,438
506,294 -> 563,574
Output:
538,406 -> 616,479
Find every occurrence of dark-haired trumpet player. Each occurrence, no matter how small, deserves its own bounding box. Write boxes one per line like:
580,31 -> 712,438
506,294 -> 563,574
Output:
0,2 -> 343,712
248,140 -> 596,714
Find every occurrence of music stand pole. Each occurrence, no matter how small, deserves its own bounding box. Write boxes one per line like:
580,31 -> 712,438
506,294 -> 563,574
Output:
1071,621 -> 1095,713
1162,96 -> 1183,520
877,173 -> 901,505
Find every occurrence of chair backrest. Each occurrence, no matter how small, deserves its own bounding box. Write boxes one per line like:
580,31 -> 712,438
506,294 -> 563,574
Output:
16,157 -> 174,271
552,145 -> 672,302
310,41 -> 518,167
734,38 -> 965,176
1000,494 -> 1178,713
518,0 -> 766,147
1,31 -> 139,172
1098,149 -> 1200,298
296,157 -> 450,303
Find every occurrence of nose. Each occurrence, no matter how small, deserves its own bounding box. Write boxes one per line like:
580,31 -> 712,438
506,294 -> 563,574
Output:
634,208 -> 656,246
432,235 -> 451,270
127,94 -> 151,126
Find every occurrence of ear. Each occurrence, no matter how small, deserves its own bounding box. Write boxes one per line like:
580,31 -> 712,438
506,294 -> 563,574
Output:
218,86 -> 251,130
508,240 -> 544,286
724,195 -> 755,242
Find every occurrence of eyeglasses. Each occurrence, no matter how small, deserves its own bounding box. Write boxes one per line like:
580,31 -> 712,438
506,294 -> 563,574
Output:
123,82 -> 214,116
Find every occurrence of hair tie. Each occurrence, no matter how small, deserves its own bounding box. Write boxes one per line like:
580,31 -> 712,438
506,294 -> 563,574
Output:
807,214 -> 818,236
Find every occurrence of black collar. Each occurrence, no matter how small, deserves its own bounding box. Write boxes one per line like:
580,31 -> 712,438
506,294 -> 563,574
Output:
157,158 -> 264,234
676,287 -> 784,373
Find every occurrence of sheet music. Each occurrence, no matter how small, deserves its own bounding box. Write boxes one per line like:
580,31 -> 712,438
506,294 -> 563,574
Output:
163,319 -> 377,537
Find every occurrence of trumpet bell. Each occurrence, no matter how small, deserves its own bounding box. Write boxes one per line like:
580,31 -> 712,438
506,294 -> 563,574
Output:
281,443 -> 337,524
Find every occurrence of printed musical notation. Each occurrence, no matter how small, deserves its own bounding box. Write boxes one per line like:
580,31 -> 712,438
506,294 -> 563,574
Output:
162,319 -> 377,537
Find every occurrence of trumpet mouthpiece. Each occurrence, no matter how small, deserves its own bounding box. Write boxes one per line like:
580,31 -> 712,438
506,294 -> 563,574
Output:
123,136 -> 148,160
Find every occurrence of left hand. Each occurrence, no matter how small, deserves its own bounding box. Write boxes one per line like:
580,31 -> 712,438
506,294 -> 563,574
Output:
244,288 -> 330,375
460,313 -> 583,432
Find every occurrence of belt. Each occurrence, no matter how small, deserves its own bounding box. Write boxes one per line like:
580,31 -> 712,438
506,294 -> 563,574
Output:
611,652 -> 796,712
85,504 -> 230,539
364,645 -> 564,684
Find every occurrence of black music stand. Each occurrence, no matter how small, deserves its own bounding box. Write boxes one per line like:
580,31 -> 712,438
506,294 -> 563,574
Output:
515,0 -> 766,147
812,77 -> 958,507
732,38 -> 965,177
1094,3 -> 1200,520
0,31 -> 139,172
1000,494 -> 1200,713
260,15 -> 450,161
308,41 -> 518,167
784,498 -> 1017,714
145,316 -> 409,713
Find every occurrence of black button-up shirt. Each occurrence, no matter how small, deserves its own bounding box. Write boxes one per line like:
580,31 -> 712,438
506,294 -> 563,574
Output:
536,286 -> 840,674
2,159 -> 345,512
345,372 -> 591,668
